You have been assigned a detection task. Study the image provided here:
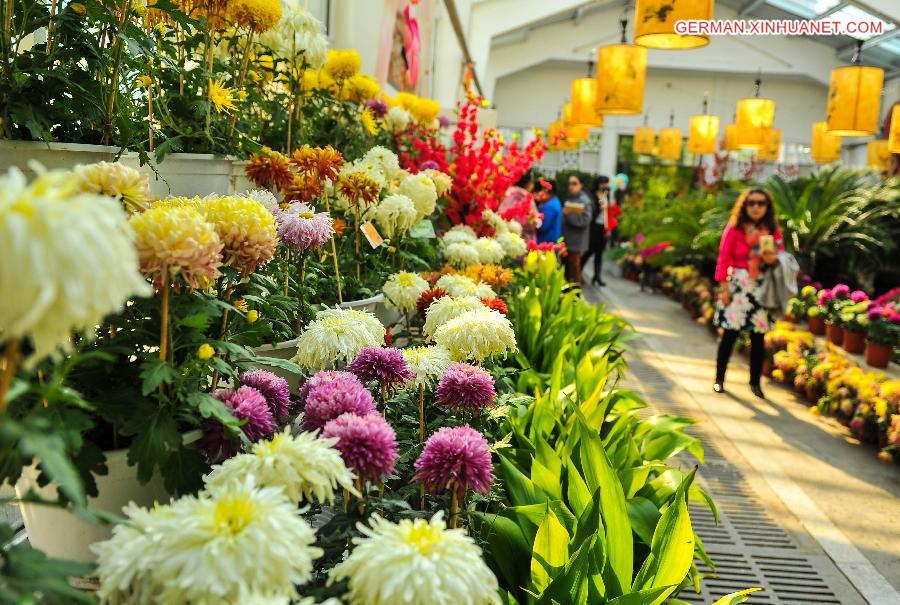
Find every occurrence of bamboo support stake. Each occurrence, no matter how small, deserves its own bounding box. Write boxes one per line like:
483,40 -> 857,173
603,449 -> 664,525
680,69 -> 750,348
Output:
0,339 -> 21,413
158,272 -> 170,363
323,195 -> 343,303
449,491 -> 458,529
45,0 -> 58,53
228,27 -> 255,140
101,0 -> 133,146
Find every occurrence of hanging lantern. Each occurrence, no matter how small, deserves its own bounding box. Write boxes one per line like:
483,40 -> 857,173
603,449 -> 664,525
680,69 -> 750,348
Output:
757,128 -> 782,162
634,126 -> 656,154
889,105 -> 900,154
826,66 -> 884,136
722,124 -> 739,151
658,128 -> 683,161
867,140 -> 891,172
810,121 -> 841,163
595,45 -> 647,115
567,124 -> 591,142
735,97 -> 775,149
688,115 -> 719,154
634,0 -> 714,50
571,78 -> 604,126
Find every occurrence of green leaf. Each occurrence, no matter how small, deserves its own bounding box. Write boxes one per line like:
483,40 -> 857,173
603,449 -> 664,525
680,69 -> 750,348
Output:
626,496 -> 660,546
177,311 -> 211,329
187,391 -> 241,428
712,588 -> 764,604
604,586 -> 675,605
126,410 -> 181,484
566,460 -> 592,514
531,504 -> 569,593
19,430 -> 85,505
531,458 -> 562,500
537,536 -> 594,605
499,453 -> 547,506
139,359 -> 179,396
470,512 -> 532,591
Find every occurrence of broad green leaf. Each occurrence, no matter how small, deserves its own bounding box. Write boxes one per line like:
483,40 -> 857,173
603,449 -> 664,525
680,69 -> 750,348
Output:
627,496 -> 660,546
713,587 -> 764,604
531,458 -> 562,500
566,460 -> 592,513
531,504 -> 569,594
470,512 -> 532,591
536,536 -> 594,605
499,453 -> 547,505
604,586 -> 675,605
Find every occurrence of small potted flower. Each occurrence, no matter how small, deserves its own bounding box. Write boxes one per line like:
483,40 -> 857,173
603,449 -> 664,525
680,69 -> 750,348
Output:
839,291 -> 870,354
820,285 -> 851,345
865,299 -> 899,369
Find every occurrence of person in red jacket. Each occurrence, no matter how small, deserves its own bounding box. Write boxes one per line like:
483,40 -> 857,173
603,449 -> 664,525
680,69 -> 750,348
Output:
713,188 -> 783,398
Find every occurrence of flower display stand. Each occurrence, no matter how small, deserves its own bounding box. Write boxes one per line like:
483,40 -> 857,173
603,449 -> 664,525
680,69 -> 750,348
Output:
15,448 -> 166,563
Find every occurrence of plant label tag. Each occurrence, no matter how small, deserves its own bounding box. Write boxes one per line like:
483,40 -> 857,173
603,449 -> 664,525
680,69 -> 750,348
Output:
360,222 -> 383,248
410,219 -> 436,239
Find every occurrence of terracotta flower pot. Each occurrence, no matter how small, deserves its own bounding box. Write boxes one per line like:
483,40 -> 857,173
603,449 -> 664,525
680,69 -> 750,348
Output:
762,359 -> 774,377
805,385 -> 821,404
865,341 -> 892,369
825,322 -> 844,345
808,315 -> 825,335
842,329 -> 865,355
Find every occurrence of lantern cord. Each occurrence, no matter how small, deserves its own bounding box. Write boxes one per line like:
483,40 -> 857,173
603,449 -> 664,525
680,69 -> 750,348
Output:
643,114 -> 649,126
586,54 -> 594,78
619,3 -> 629,45
851,39 -> 862,65
702,92 -> 709,114
669,110 -> 674,128
753,70 -> 761,97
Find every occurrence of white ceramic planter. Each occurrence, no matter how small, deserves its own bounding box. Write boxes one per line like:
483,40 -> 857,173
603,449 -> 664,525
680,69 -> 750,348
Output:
15,448 -> 167,563
0,141 -> 120,177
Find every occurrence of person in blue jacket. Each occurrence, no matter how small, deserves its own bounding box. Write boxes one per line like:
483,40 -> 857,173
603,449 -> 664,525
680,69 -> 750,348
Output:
535,178 -> 562,244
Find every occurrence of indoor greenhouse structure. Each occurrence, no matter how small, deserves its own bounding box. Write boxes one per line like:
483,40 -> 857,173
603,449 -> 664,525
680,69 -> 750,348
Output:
3,0 -> 900,603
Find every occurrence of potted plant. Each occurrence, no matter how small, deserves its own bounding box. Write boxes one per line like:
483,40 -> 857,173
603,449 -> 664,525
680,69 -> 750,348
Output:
839,292 -> 870,354
865,297 -> 899,369
808,306 -> 826,335
820,285 -> 851,345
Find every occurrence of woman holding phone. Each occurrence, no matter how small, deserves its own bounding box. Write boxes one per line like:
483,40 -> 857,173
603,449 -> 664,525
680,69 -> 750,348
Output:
713,188 -> 783,398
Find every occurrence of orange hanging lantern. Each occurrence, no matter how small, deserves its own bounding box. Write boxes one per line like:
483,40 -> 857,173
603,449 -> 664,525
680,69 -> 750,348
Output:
633,126 -> 655,154
735,97 -> 775,150
687,104 -> 719,154
595,16 -> 646,115
867,140 -> 891,172
810,121 -> 841,164
571,77 -> 604,127
634,0 -> 714,50
658,128 -> 683,161
757,128 -> 782,162
567,124 -> 591,142
722,124 -> 739,151
826,50 -> 883,136
888,105 -> 900,154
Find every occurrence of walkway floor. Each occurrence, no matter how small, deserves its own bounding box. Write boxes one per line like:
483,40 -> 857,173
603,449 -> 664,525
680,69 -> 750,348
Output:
585,272 -> 900,605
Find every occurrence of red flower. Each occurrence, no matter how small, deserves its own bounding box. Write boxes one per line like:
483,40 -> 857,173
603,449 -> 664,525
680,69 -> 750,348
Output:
479,297 -> 508,315
416,287 -> 450,316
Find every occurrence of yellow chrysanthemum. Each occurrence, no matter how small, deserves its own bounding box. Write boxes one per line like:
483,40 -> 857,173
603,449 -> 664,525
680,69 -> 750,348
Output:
130,204 -> 223,289
198,196 -> 278,275
209,78 -> 238,113
343,73 -> 381,103
226,0 -> 282,32
361,108 -> 379,135
136,75 -> 152,88
410,97 -> 440,125
75,161 -> 151,213
435,273 -> 495,299
382,271 -> 429,314
392,92 -> 418,111
301,68 -> 320,91
324,49 -> 361,82
373,194 -> 417,240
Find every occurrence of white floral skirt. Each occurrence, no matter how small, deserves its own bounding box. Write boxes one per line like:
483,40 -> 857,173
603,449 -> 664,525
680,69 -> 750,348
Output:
714,269 -> 772,334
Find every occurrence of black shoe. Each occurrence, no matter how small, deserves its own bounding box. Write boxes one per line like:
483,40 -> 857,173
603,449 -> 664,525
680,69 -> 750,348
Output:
713,383 -> 725,393
750,384 -> 765,399
591,276 -> 605,286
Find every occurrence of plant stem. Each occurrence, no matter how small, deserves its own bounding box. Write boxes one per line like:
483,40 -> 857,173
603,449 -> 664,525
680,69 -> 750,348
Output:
147,79 -> 155,151
418,383 -> 425,443
158,271 -> 169,362
295,252 -> 306,334
449,491 -> 458,529
210,282 -> 232,392
354,204 -> 361,281
45,0 -> 58,53
228,26 -> 255,141
0,338 -> 21,413
323,195 -> 343,303
101,0 -> 132,146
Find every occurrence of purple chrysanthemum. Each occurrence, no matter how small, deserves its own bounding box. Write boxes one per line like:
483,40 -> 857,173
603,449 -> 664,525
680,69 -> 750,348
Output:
346,346 -> 414,387
850,289 -> 869,303
436,363 -> 496,414
437,115 -> 450,128
365,99 -> 388,118
321,412 -> 398,481
868,304 -> 882,320
420,160 -> 440,171
201,385 -> 276,461
277,202 -> 334,251
414,425 -> 494,499
301,371 -> 377,431
239,369 -> 293,420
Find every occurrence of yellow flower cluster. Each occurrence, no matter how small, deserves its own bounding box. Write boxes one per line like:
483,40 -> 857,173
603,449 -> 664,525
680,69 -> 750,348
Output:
198,196 -> 278,275
74,161 -> 151,213
442,264 -> 514,290
342,73 -> 380,103
323,49 -> 361,82
227,0 -> 282,32
388,92 -> 441,126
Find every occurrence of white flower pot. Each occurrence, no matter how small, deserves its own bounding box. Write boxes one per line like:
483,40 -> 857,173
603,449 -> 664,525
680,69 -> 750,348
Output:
15,448 -> 167,563
0,141 -> 120,177
251,338 -> 303,393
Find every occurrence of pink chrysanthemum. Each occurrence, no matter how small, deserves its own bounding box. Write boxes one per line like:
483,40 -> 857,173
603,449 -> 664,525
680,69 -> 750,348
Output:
321,412 -> 398,482
414,425 -> 494,498
346,346 -> 414,387
436,363 -> 496,413
300,371 -> 377,431
201,386 -> 276,461
239,369 -> 293,420
277,202 -> 334,251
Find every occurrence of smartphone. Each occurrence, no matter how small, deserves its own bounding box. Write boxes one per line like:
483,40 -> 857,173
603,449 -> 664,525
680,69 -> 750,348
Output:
759,234 -> 775,253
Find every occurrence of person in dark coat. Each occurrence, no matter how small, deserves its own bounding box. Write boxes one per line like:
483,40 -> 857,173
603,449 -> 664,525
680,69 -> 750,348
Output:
581,175 -> 610,286
561,174 -> 592,283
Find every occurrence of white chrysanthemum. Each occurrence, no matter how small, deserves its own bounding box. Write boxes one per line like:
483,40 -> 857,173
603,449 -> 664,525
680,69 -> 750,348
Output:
94,477 -> 322,605
243,188 -> 282,218
329,513 -> 500,605
293,307 -> 385,370
447,224 -> 477,238
474,237 -> 506,264
0,167 -> 152,366
482,209 -> 509,235
398,173 -> 437,220
205,429 -> 358,505
75,161 -> 151,213
495,231 -> 527,258
386,106 -> 411,132
435,274 -> 496,299
259,0 -> 328,69
423,169 -> 452,196
374,194 -> 417,239
402,345 -> 453,389
382,272 -> 429,314
434,307 -> 516,362
422,295 -> 486,340
506,220 -> 523,235
442,242 -> 480,268
440,230 -> 477,248
342,159 -> 387,189
363,146 -> 402,181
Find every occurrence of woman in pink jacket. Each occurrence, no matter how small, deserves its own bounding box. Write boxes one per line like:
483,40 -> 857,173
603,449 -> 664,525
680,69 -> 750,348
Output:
713,188 -> 783,398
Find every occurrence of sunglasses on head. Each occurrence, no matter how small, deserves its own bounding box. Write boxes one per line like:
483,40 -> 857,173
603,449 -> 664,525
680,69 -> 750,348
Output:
568,180 -> 579,185
745,198 -> 768,208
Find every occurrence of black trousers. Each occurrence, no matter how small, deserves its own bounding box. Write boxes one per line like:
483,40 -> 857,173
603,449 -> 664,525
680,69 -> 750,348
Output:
716,329 -> 764,387
581,224 -> 606,280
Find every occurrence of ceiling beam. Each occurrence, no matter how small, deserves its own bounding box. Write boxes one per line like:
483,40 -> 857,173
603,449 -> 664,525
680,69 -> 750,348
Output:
817,2 -> 848,18
836,27 -> 900,55
443,0 -> 484,96
739,0 -> 767,17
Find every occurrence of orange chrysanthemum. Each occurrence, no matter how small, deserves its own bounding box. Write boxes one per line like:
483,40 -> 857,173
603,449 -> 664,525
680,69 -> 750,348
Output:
332,218 -> 348,237
245,151 -> 294,191
282,172 -> 324,203
290,145 -> 344,183
337,171 -> 381,207
479,297 -> 509,315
